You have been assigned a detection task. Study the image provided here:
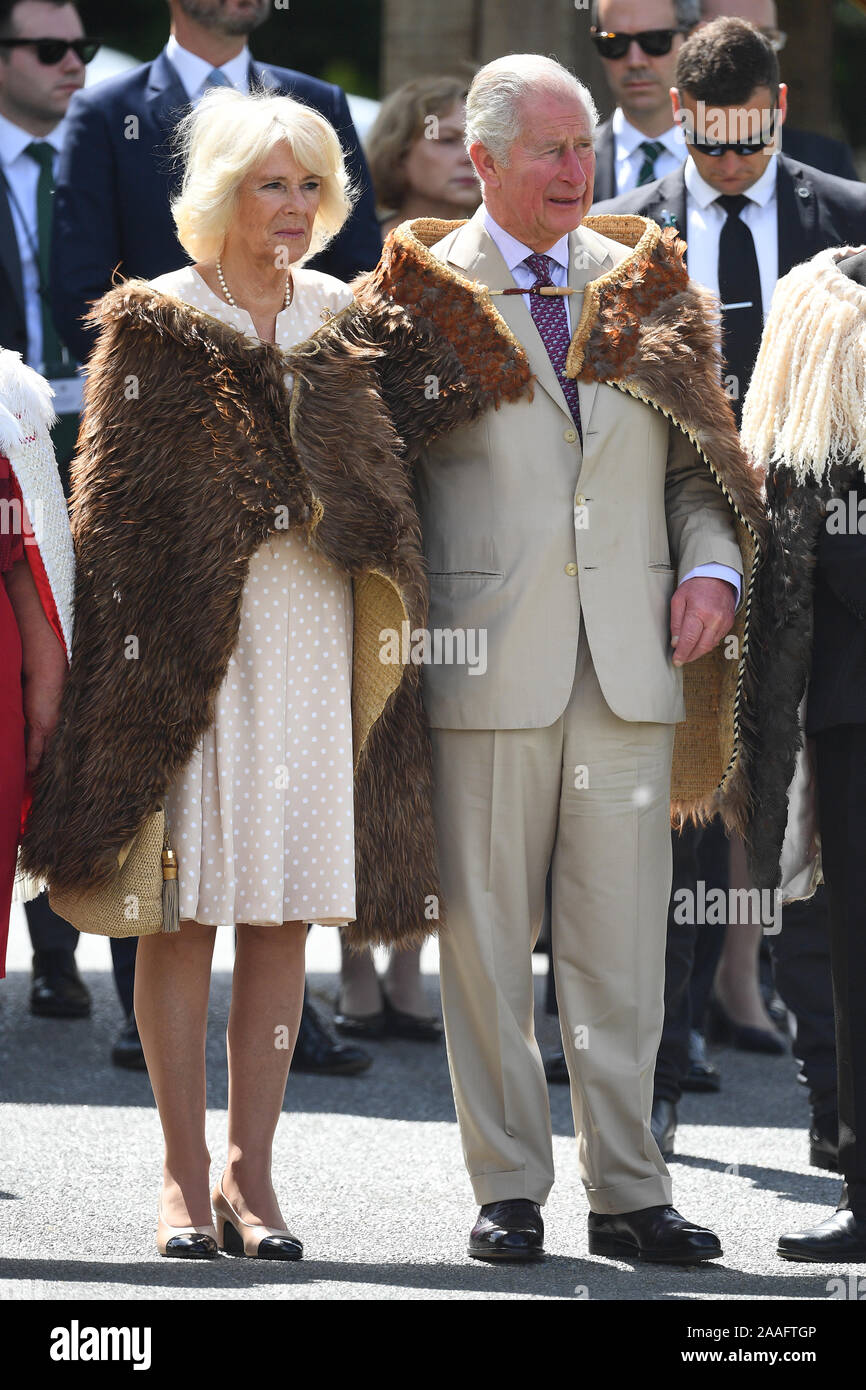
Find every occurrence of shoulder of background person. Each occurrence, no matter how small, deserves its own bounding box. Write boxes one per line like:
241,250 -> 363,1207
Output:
253,62 -> 343,111
778,152 -> 866,215
64,55 -> 156,115
593,115 -> 614,148
590,165 -> 685,222
781,124 -> 859,182
591,116 -> 616,202
838,247 -> 866,287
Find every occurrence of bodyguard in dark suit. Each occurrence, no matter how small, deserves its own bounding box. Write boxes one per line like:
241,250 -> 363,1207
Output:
698,1 -> 859,182
593,116 -> 858,203
595,155 -> 866,287
588,0 -> 700,206
52,0 -> 381,360
594,17 -> 866,1161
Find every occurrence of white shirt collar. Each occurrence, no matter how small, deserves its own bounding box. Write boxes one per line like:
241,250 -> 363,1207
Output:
0,109 -> 66,168
165,34 -> 251,101
685,151 -> 778,210
611,106 -> 684,161
483,209 -> 570,275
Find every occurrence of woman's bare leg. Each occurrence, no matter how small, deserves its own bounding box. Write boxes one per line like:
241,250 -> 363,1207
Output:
384,944 -> 432,1017
134,920 -> 217,1226
222,920 -> 307,1227
338,934 -> 382,1016
714,833 -> 777,1030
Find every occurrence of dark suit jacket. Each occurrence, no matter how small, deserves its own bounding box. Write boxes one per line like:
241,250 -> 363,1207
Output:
51,50 -> 382,360
591,155 -> 866,283
806,248 -> 866,734
1,167 -> 80,490
592,113 -> 859,204
0,181 -> 28,360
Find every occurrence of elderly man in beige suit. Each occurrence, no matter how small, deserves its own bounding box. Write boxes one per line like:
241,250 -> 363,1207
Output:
406,52 -> 755,1264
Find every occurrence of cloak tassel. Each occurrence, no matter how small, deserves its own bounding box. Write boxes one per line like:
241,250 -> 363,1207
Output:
161,846 -> 180,933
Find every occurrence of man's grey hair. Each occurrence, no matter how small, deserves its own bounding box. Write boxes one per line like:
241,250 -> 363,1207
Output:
465,54 -> 599,165
591,0 -> 701,27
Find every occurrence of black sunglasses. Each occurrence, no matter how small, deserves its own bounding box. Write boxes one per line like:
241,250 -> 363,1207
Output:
590,27 -> 687,60
689,116 -> 779,158
689,137 -> 777,157
0,37 -> 101,65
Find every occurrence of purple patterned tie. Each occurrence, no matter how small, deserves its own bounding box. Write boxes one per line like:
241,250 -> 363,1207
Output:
523,252 -> 581,444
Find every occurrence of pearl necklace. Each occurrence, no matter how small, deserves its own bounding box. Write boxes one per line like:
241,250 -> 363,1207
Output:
215,257 -> 292,311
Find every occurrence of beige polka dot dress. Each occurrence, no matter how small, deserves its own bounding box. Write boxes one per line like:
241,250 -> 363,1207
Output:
149,264 -> 356,927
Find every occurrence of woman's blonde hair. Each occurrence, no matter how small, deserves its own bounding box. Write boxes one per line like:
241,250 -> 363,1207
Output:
365,74 -> 469,211
171,86 -> 355,264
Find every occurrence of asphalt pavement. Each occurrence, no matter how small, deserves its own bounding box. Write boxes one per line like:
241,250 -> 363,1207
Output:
0,909 -> 856,1302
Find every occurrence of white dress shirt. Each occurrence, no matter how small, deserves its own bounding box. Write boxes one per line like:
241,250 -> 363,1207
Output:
0,110 -> 66,372
483,210 -> 740,602
165,34 -> 252,103
611,107 -> 686,195
484,210 -> 573,331
684,153 -> 779,322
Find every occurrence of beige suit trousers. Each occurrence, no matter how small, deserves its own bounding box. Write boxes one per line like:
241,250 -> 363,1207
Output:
432,624 -> 675,1213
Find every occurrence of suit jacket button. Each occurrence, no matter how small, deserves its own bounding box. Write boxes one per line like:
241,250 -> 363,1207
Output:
575,494 -> 585,506
564,562 -> 578,576
564,428 -> 577,443
797,186 -> 810,198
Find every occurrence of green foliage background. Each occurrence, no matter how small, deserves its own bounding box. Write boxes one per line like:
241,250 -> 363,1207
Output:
836,0 -> 866,152
77,0 -> 381,97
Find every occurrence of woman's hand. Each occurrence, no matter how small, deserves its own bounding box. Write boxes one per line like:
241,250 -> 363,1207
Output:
4,554 -> 68,773
22,660 -> 66,774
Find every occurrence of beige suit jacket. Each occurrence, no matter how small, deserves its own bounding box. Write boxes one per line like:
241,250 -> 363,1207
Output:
415,206 -> 743,730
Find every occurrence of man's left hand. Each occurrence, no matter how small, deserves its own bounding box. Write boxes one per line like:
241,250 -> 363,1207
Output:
670,576 -> 736,667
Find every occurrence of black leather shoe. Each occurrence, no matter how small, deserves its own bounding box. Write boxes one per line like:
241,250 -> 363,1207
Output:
681,1030 -> 721,1093
291,997 -> 372,1075
382,991 -> 443,1043
333,992 -> 386,1040
778,1208 -> 866,1262
588,1205 -> 722,1264
30,951 -> 91,1018
543,1045 -> 569,1084
469,1199 -> 544,1262
112,1013 -> 147,1070
651,1097 -> 677,1160
809,1110 -> 839,1172
707,997 -> 787,1055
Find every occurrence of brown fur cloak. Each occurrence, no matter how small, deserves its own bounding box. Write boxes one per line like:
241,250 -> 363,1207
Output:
349,214 -> 768,831
20,281 -> 467,948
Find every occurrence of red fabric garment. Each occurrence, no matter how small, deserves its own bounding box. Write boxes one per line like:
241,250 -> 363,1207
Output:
0,454 -> 26,978
0,454 -> 24,573
9,466 -> 65,654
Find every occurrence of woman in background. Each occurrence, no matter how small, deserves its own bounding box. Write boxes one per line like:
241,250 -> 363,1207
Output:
366,74 -> 478,240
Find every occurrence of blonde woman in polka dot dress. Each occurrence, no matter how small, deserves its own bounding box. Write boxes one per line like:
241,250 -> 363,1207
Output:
132,88 -> 361,1261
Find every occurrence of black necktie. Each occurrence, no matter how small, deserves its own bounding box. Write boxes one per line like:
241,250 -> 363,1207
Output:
23,140 -> 63,374
636,140 -> 666,187
716,193 -> 763,425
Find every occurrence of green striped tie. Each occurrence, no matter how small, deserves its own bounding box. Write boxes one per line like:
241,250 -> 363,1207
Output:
636,139 -> 666,187
23,140 -> 63,374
